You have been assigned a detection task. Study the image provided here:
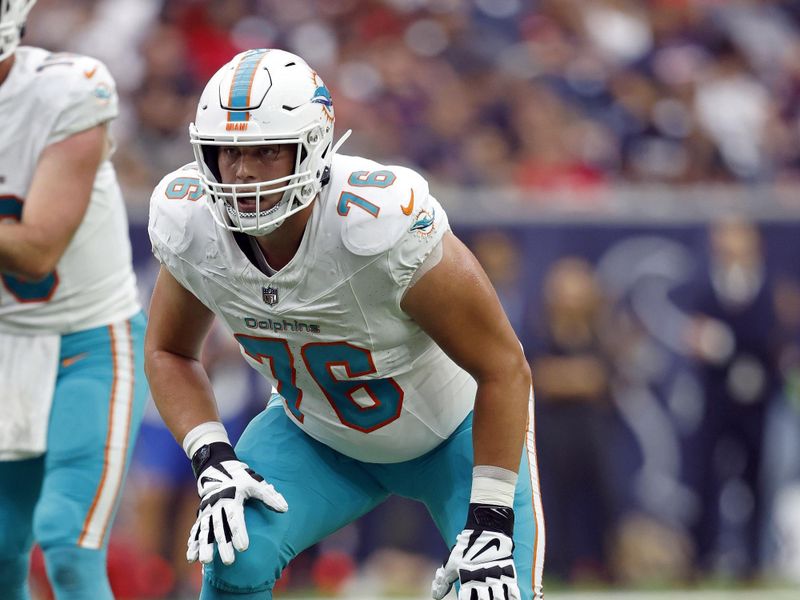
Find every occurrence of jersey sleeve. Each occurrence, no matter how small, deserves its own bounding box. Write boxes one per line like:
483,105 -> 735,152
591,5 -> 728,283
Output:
340,164 -> 450,290
45,56 -> 119,145
386,191 -> 449,290
147,166 -> 205,288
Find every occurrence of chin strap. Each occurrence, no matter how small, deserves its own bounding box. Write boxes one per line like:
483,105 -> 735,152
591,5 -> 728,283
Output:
331,129 -> 352,156
319,129 -> 351,189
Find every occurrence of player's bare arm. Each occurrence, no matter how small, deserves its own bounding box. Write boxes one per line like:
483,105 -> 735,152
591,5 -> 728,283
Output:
401,231 -> 531,472
145,265 -> 288,565
0,124 -> 106,279
402,231 -> 531,600
144,265 -> 219,441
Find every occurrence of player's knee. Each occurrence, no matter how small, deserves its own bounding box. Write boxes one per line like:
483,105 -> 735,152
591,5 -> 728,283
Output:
42,545 -> 111,600
205,527 -> 285,593
32,493 -> 83,548
0,553 -> 30,600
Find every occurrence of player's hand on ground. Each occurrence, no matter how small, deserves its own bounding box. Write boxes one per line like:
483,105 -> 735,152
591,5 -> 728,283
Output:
187,442 -> 288,565
432,504 -> 520,600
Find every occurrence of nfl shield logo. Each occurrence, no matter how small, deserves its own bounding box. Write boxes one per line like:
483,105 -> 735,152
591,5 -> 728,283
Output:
262,286 -> 279,306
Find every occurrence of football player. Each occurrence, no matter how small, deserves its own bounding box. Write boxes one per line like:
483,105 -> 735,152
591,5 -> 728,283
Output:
146,48 -> 545,600
0,1 -> 147,598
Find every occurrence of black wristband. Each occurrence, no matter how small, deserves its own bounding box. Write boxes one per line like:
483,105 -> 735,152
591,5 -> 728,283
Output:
191,441 -> 237,479
465,503 -> 515,538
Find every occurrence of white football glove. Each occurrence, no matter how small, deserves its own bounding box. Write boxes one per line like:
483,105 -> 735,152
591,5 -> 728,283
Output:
187,442 -> 288,565
432,504 -> 520,600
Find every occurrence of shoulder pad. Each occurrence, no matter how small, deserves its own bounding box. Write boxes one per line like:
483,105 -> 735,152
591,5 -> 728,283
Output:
338,164 -> 432,257
148,164 -> 209,261
34,52 -> 119,142
34,52 -> 113,87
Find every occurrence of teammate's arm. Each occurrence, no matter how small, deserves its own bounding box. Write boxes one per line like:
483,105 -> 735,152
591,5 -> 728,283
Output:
401,231 -> 531,472
401,231 -> 530,600
0,125 -> 106,279
145,266 -> 287,566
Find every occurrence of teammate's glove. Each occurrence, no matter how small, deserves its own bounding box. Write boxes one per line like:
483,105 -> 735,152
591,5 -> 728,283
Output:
432,504 -> 520,600
187,442 -> 288,565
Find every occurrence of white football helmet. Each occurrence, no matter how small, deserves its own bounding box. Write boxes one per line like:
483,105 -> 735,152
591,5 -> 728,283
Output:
0,0 -> 36,62
190,48 -> 348,236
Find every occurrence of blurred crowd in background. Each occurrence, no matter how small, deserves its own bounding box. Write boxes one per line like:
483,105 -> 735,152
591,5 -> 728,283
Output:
23,0 -> 800,205
18,0 -> 800,598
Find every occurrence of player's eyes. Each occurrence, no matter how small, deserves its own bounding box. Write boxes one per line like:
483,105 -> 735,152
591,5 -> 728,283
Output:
258,147 -> 280,159
219,146 -> 278,162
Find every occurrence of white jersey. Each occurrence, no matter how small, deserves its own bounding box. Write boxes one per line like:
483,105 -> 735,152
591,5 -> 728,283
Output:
150,153 -> 476,463
0,47 -> 140,334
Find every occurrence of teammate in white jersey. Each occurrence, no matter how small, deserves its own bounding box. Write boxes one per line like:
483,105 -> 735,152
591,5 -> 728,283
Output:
146,48 -> 545,600
0,2 -> 147,598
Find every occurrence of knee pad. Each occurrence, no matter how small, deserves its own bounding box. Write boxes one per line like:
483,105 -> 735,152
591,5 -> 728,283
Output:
33,491 -> 90,550
0,554 -> 31,600
42,545 -> 112,600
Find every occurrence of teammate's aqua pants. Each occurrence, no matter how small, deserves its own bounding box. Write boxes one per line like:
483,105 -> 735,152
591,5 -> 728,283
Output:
0,313 -> 147,600
201,396 -> 545,599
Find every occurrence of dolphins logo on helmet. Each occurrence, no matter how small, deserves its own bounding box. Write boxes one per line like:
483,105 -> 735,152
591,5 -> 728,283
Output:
311,85 -> 332,108
311,72 -> 334,123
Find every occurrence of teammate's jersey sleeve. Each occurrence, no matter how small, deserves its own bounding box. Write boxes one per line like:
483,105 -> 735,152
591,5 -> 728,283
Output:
0,48 -> 140,334
45,55 -> 119,145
